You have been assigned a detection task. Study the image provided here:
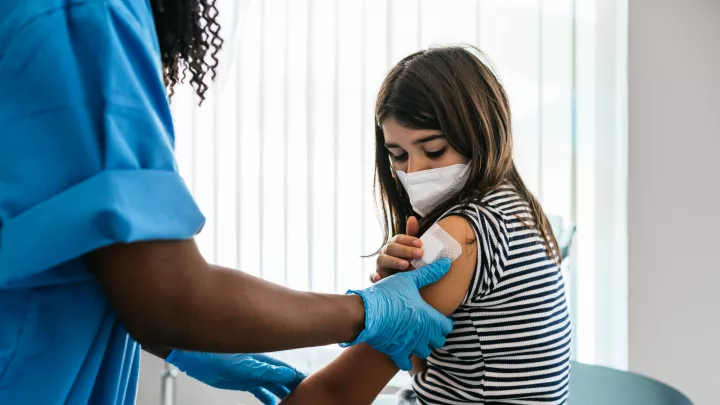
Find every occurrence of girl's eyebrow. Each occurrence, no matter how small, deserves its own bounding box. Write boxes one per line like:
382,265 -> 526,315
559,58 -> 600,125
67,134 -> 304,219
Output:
384,134 -> 445,149
412,134 -> 445,144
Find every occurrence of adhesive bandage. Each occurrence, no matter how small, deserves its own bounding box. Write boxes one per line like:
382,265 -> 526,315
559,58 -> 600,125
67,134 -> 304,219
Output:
411,223 -> 462,268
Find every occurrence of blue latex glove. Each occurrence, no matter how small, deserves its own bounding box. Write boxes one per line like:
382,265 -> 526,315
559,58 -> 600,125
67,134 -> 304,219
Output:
342,258 -> 454,371
166,350 -> 305,404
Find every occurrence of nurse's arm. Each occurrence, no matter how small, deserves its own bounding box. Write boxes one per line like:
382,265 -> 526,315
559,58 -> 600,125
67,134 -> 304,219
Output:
280,216 -> 476,405
85,239 -> 364,353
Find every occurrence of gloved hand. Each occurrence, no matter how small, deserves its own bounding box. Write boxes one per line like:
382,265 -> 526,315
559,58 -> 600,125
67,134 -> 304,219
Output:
166,350 -> 306,405
341,258 -> 454,371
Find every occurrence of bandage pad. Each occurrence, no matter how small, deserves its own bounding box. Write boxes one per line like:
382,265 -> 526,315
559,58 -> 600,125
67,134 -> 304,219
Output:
411,223 -> 462,268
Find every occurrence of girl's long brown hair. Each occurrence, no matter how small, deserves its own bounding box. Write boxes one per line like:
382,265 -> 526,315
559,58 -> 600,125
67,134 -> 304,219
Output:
374,46 -> 559,264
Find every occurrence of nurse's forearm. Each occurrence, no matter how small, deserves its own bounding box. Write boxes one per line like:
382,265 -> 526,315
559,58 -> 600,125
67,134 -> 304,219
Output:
86,239 -> 365,353
185,264 -> 366,351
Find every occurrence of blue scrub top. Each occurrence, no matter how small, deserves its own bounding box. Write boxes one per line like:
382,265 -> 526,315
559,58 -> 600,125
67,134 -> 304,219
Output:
0,0 -> 205,403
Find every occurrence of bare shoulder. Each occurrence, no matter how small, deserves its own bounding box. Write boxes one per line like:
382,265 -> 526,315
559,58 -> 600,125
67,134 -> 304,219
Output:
435,215 -> 478,262
417,215 -> 478,317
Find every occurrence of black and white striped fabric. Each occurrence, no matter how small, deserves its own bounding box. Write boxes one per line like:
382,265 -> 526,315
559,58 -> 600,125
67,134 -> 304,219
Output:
411,184 -> 571,404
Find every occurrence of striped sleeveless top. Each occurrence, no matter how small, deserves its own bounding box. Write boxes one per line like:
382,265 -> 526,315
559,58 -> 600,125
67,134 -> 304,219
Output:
412,184 -> 571,404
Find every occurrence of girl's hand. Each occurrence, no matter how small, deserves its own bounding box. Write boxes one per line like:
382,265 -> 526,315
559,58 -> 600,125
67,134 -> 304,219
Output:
371,216 -> 423,283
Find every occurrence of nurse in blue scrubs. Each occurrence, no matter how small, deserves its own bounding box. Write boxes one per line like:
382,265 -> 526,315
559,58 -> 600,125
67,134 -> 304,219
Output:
0,0 -> 454,404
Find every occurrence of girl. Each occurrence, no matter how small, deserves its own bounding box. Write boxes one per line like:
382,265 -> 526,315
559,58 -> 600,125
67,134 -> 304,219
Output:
283,46 -> 571,405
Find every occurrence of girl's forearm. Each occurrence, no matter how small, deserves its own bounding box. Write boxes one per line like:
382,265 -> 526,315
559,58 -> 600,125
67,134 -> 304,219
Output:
282,343 -> 399,405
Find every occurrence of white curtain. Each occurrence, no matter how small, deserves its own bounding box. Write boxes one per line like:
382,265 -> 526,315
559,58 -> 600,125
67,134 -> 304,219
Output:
167,0 -> 633,376
171,0 -> 575,295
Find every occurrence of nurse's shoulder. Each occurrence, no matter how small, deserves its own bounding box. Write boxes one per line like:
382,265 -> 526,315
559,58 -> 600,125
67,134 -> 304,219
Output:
0,0 -> 157,51
0,0 -> 188,282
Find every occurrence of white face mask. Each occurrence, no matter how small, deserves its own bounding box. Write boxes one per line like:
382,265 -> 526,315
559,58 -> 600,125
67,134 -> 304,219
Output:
396,163 -> 471,217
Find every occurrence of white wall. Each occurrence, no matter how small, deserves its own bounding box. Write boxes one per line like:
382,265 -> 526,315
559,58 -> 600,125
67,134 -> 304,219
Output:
573,0 -> 629,369
628,1 -> 720,404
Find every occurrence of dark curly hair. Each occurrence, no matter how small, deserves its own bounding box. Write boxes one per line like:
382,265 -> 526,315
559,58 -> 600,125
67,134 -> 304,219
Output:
150,0 -> 223,104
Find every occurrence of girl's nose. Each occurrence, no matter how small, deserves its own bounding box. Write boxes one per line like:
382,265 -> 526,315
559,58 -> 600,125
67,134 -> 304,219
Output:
407,156 -> 429,174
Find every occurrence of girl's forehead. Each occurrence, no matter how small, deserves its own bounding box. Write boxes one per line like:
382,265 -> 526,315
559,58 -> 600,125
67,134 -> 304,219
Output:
382,117 -> 441,143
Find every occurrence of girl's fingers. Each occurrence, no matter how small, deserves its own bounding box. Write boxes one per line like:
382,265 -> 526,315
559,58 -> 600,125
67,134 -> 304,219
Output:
377,253 -> 410,270
391,234 -> 423,248
384,243 -> 423,260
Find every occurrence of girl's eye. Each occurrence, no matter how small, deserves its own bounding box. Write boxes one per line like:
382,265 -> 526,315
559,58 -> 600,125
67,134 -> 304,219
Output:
391,153 -> 408,162
425,148 -> 447,159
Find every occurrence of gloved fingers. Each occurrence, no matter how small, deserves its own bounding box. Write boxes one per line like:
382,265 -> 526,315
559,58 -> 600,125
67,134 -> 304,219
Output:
256,362 -> 305,392
261,382 -> 292,399
421,305 -> 454,337
442,316 -> 454,335
281,370 -> 306,391
412,342 -> 432,359
260,363 -> 299,384
248,358 -> 298,384
412,328 -> 432,359
432,313 -> 455,336
251,354 -> 304,382
429,331 -> 447,350
251,354 -> 295,370
405,258 -> 452,288
250,387 -> 278,405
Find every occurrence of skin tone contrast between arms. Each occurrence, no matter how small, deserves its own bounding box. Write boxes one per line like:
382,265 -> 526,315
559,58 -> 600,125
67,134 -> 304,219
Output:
281,215 -> 477,405
85,239 -> 365,356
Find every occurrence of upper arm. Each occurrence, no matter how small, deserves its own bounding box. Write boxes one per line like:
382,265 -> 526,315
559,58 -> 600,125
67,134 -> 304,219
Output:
0,2 -> 203,286
419,216 -> 478,317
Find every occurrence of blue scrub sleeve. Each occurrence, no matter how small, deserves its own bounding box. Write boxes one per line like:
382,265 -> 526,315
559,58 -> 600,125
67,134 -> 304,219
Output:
0,0 -> 205,286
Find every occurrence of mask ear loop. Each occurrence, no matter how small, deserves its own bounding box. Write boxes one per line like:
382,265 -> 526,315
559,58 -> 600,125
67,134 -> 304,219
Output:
216,0 -> 254,91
